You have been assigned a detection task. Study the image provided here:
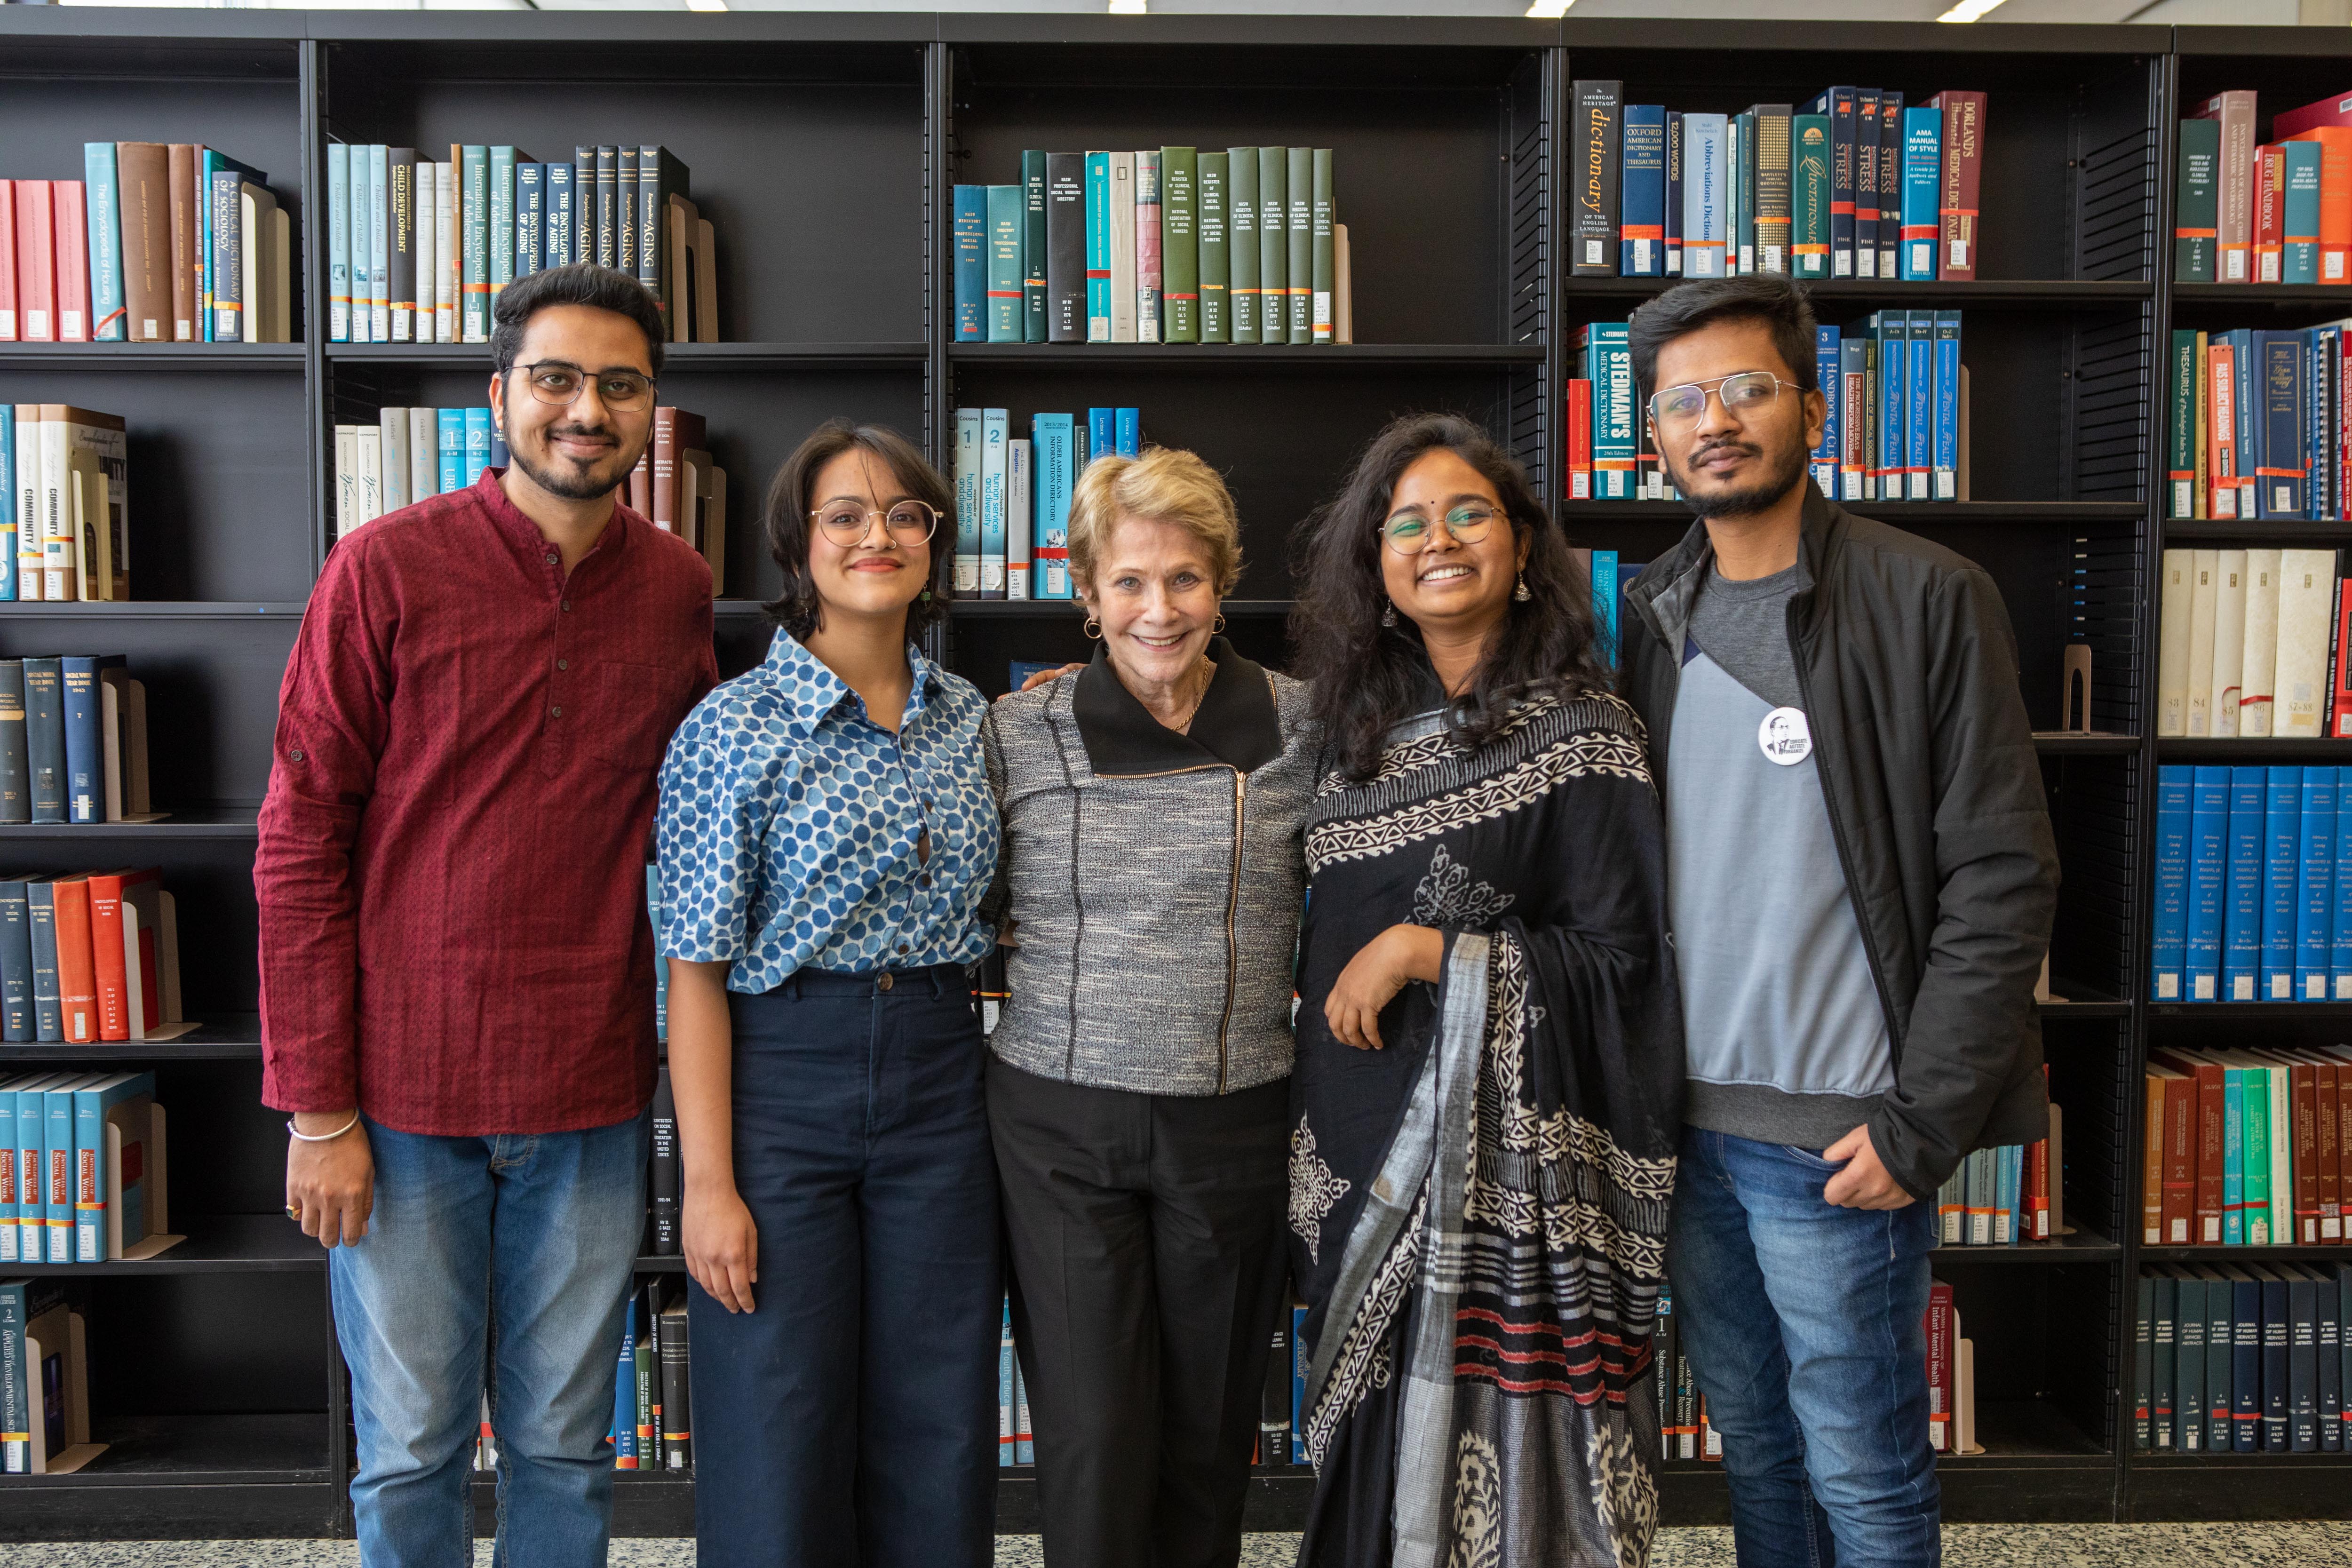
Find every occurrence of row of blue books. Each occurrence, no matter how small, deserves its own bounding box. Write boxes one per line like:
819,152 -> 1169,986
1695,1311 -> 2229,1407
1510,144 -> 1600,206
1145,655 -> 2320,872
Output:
0,1072 -> 160,1267
2167,326 -> 2352,522
608,1279 -> 690,1471
950,406 -> 1142,602
2136,1263 -> 2350,1453
1812,312 -> 1964,504
2152,765 -> 2352,1002
999,1300 -> 1034,1465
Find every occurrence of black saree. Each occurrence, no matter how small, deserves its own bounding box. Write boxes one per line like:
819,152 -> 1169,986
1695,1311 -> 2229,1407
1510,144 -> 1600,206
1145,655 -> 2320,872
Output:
1287,685 -> 1685,1568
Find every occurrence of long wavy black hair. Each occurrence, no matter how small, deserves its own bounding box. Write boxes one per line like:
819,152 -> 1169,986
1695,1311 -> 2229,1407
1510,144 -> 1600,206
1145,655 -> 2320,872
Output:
1290,412 -> 1607,781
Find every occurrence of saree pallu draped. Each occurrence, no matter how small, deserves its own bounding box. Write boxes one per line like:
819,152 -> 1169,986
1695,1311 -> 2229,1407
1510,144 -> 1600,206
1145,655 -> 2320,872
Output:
1288,688 -> 1685,1568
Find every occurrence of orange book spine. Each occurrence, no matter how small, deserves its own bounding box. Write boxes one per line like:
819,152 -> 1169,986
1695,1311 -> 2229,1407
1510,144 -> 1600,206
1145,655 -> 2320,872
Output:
2026,1136 -> 2050,1241
2142,1072 -> 2165,1245
51,876 -> 98,1044
87,872 -> 129,1042
1567,380 -> 1593,501
2290,127 -> 2352,284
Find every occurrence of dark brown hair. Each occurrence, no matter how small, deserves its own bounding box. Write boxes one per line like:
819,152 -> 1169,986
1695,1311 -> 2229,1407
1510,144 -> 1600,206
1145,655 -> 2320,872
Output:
1290,412 -> 1606,780
761,420 -> 952,642
1626,271 -> 1819,407
490,262 -> 666,380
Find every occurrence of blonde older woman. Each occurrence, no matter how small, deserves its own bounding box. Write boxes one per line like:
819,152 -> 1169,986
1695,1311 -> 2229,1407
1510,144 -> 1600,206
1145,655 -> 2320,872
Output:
981,447 -> 1319,1568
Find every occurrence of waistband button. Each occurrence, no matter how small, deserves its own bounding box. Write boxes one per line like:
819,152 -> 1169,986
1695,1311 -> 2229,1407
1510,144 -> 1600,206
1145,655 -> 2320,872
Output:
877,973 -> 895,992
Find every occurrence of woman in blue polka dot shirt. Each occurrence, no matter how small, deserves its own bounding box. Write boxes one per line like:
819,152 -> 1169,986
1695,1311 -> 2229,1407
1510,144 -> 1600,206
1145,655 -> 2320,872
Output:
654,419 -> 1002,1568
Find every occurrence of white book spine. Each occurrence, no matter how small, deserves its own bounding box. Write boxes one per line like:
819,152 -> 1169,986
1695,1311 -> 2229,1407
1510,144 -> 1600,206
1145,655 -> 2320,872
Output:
437,165 -> 459,345
2240,548 -> 2281,736
952,407 -> 982,595
409,406 -> 438,501
380,409 -> 410,515
2210,549 -> 2248,736
38,416 -> 72,601
414,162 -> 437,326
2158,548 -> 2193,737
1109,154 -> 1138,344
1006,438 -> 1032,601
2275,548 -> 2337,737
2185,549 -> 2219,737
356,424 -> 382,525
334,425 -> 358,539
14,412 -> 42,601
980,409 -> 1008,597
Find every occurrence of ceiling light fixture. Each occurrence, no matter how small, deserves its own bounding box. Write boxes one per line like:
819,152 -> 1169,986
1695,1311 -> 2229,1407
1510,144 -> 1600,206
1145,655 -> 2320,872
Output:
1110,0 -> 1148,14
686,0 -> 729,11
1526,0 -> 1575,16
1937,0 -> 2009,20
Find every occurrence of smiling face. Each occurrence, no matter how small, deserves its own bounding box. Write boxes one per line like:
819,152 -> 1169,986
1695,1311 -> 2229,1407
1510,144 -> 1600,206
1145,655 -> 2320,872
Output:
490,302 -> 657,503
1647,316 -> 1824,520
1082,512 -> 1221,693
1377,447 -> 1527,648
803,446 -> 936,630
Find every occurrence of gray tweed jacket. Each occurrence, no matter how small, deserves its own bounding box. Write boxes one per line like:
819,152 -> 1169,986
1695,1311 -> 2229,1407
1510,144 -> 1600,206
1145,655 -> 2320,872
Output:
980,639 -> 1321,1096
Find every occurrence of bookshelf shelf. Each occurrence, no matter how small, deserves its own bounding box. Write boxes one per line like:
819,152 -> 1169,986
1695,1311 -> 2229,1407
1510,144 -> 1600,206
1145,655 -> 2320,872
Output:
2,1013 -> 263,1061
1934,1226 -> 2122,1264
0,1414 -> 332,1488
2138,1244 -> 2352,1262
0,806 -> 260,840
2153,738 -> 2352,760
1562,279 -> 2156,308
2149,999 -> 2352,1018
2161,520 -> 2352,541
0,344 -> 306,372
325,342 -> 929,372
2171,283 -> 2352,307
1561,501 -> 2145,524
2034,734 -> 2140,756
0,602 -> 309,619
946,343 -> 1547,367
10,1213 -> 323,1276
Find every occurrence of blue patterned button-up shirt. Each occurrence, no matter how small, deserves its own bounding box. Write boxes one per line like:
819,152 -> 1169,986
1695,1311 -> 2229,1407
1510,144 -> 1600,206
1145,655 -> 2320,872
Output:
655,630 -> 999,991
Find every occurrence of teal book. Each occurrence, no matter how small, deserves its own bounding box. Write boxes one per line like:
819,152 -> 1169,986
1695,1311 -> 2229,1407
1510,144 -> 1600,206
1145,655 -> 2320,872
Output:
367,144 -> 390,341
1580,322 -> 1636,500
2242,1067 -> 2273,1246
83,143 -> 125,341
981,408 -> 1009,599
461,147 -> 491,342
1085,153 -> 1112,341
953,407 -> 983,595
2285,141 -> 2322,287
1115,407 -> 1140,458
437,408 -> 465,494
73,1070 -> 153,1261
327,142 -> 351,342
2,1278 -> 68,1472
489,146 -> 525,295
2224,1072 -> 2248,1244
463,407 -> 492,487
0,1083 -> 14,1263
0,405 -> 13,601
43,1075 -> 90,1262
1032,413 -> 1073,600
985,185 -> 1025,343
953,186 -> 986,342
1022,151 -> 1050,342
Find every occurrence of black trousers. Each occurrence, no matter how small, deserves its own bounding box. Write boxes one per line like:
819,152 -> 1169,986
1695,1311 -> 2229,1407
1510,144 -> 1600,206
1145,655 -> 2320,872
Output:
987,1054 -> 1293,1568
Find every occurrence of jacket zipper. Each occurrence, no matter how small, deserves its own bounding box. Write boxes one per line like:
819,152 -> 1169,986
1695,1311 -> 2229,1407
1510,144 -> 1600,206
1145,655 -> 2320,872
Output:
1216,770 -> 1247,1093
1784,596 -> 1906,1065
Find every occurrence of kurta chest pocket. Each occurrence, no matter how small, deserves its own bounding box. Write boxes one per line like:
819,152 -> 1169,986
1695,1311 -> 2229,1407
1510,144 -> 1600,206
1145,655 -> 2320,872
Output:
585,660 -> 690,772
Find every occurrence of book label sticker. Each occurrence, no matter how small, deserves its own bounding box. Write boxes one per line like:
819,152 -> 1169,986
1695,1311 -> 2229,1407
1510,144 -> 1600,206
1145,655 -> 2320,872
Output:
1759,708 -> 1812,765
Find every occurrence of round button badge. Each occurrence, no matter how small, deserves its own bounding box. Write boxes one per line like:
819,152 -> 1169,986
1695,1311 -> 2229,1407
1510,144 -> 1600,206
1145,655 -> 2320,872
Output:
1758,706 -> 1813,766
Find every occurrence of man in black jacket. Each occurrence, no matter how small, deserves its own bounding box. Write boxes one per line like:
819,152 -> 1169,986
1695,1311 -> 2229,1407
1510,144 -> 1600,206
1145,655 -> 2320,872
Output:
1620,273 -> 2057,1568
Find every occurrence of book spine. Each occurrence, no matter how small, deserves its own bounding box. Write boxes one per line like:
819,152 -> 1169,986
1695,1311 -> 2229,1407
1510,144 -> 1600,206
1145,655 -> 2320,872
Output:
981,409 -> 1008,599
1621,106 -> 1666,277
1684,115 -> 1726,279
1665,115 -> 1685,276
1033,414 -> 1072,599
1161,147 -> 1199,344
1022,150 -> 1050,344
2176,115 -> 2219,284
953,408 -> 982,595
462,147 -> 490,342
1566,380 -> 1592,500
2304,769 -> 2341,998
613,1297 -> 638,1469
2294,127 -> 2352,285
1589,325 -> 1636,499
543,160 -> 571,270
463,407 -> 490,487
2187,765 -> 2229,1001
955,184 -> 993,327
1876,89 -> 1906,279
2257,330 -> 2310,519
512,161 -> 541,287
1228,147 -> 1259,344
649,1066 -> 679,1255
1851,92 -> 1880,277
25,883 -> 56,1041
2169,331 -> 2197,519
1572,80 -> 1624,276
1900,106 -> 1940,280
208,169 -> 241,342
1811,325 -> 1840,497
2210,92 -> 2257,283
2287,141 -> 2323,285
1284,148 -> 1312,344
23,661 -> 63,825
365,145 -> 388,341
983,185 -> 1023,344
1904,310 -> 1932,499
1257,149 -> 1286,342
488,146 -> 517,303
1046,153 -> 1087,345
82,147 -> 122,342
1311,149 -> 1334,344
1007,437 -> 1032,600
1933,310 -> 1961,500
59,658 -> 101,826
1197,151 -> 1229,343
0,883 -> 24,1043
591,147 -> 614,269
1112,153 -> 1140,344
1756,107 -> 1792,273
1734,111 -> 1756,273
2225,766 -> 2266,1001
2264,1275 -> 2291,1450
437,159 -> 460,343
0,663 -> 19,828
2151,766 -> 2191,1000
2265,765 -> 2303,998
413,162 -> 436,328
1083,153 -> 1112,342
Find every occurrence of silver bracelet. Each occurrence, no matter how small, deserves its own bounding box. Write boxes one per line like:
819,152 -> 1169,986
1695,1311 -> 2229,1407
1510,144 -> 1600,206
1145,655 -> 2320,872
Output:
286,1113 -> 361,1144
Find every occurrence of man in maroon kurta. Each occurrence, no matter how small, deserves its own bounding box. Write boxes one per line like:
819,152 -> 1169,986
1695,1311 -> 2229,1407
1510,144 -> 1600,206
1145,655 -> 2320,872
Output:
256,263 -> 716,1566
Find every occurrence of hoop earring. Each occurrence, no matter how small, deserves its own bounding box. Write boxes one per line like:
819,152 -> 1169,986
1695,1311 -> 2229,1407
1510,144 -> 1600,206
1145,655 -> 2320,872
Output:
1380,599 -> 1398,629
1213,613 -> 1227,634
1084,616 -> 1102,640
1513,572 -> 1532,603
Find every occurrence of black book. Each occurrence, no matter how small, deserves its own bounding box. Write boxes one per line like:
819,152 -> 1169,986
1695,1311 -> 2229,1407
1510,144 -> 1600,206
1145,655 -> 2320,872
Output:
2259,1267 -> 2291,1450
649,1065 -> 680,1256
574,146 -> 596,267
2132,1270 -> 2152,1449
658,1292 -> 692,1469
2152,1272 -> 2177,1450
637,146 -> 690,313
1852,90 -> 1881,278
595,146 -> 619,270
2312,1265 -> 2344,1451
1260,1312 -> 1291,1463
388,149 -> 417,342
1046,151 -> 1087,343
1570,80 -> 1623,278
617,146 -> 639,278
23,658 -> 65,825
0,660 -> 26,825
1023,150 -> 1050,343
1876,89 -> 1904,282
2290,1269 -> 2320,1451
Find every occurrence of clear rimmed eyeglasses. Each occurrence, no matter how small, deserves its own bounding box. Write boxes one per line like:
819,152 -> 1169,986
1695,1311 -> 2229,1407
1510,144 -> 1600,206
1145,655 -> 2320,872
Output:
509,360 -> 658,413
1645,371 -> 1804,433
810,501 -> 942,548
1378,503 -> 1501,556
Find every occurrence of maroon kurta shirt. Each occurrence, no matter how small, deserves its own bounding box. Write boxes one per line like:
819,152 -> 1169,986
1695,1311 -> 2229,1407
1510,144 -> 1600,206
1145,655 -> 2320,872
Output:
256,469 -> 719,1135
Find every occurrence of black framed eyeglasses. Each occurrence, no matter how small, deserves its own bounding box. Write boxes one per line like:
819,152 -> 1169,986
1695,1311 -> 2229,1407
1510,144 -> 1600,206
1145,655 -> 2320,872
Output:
1380,503 -> 1500,556
1645,371 -> 1802,432
811,501 -> 941,547
510,359 -> 658,413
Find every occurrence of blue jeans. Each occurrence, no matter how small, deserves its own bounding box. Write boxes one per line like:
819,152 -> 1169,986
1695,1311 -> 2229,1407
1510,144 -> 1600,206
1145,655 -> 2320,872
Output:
330,1111 -> 650,1568
690,965 -> 1000,1568
1666,1127 -> 1940,1568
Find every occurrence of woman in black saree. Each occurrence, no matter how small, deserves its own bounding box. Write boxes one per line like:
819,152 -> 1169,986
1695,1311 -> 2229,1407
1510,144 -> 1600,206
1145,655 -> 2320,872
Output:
1286,413 -> 1684,1568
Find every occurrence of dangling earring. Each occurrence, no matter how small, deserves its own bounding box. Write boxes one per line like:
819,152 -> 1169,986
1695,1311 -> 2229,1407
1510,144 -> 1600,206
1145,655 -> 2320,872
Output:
1084,616 -> 1102,639
1513,572 -> 1532,603
1380,599 -> 1398,628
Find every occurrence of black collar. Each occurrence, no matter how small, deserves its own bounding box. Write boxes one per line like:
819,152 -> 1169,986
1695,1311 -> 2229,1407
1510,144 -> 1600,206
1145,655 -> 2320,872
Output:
1073,636 -> 1284,776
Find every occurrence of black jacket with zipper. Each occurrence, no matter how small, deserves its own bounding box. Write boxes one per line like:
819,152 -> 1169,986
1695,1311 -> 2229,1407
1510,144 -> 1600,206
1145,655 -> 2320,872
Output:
1621,486 -> 2059,1201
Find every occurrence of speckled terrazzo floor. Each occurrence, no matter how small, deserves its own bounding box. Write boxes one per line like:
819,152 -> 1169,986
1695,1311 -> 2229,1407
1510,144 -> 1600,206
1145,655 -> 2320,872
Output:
0,1528 -> 2349,1566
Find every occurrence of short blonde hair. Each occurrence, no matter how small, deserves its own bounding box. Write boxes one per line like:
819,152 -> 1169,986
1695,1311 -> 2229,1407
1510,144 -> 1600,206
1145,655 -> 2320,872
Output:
1068,446 -> 1243,598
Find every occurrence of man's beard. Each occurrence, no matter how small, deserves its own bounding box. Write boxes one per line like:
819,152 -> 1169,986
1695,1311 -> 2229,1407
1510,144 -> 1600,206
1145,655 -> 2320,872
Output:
1668,435 -> 1810,520
508,422 -> 629,502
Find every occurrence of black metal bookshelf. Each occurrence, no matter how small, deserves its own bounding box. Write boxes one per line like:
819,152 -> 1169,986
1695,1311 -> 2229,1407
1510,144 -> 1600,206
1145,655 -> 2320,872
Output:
2,5 -> 2349,1542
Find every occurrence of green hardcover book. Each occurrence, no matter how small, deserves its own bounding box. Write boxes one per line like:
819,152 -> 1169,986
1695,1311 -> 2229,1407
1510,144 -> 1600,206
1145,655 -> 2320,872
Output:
488,145 -> 524,298
2241,1067 -> 2273,1246
1286,147 -> 1313,343
1311,149 -> 1335,344
2177,117 -> 2220,286
1794,114 -> 1831,279
1161,147 -> 1199,343
1258,148 -> 1287,346
461,145 -> 490,342
2170,329 -> 2198,520
1022,150 -> 1050,343
1198,151 -> 1230,342
1229,147 -> 1260,344
1735,111 -> 1757,274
